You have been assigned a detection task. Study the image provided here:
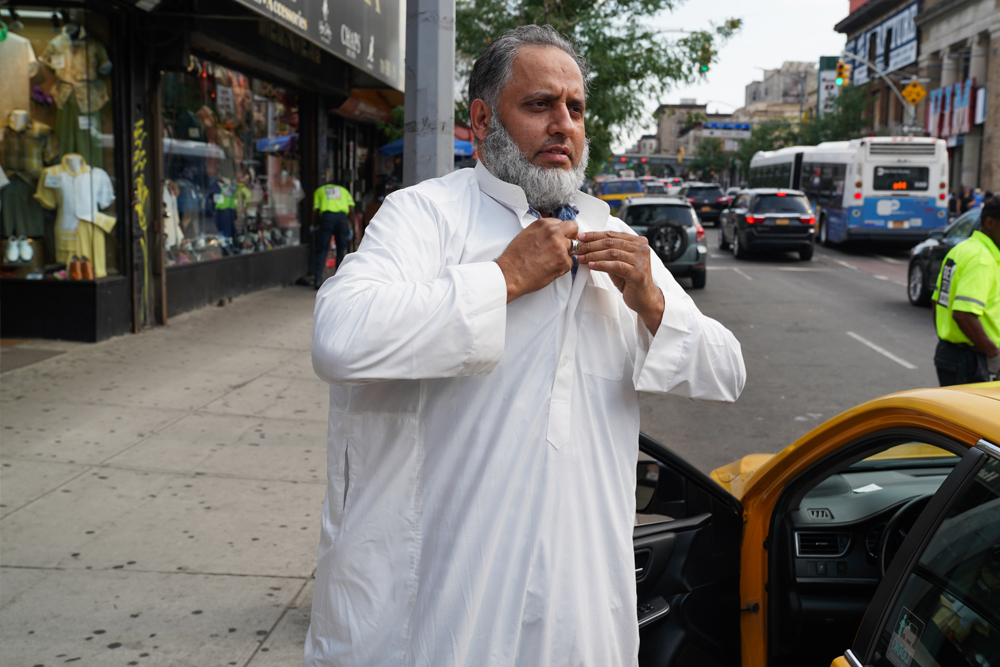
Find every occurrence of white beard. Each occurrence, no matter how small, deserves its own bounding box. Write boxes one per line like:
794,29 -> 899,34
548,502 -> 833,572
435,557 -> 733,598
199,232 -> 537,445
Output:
478,116 -> 589,213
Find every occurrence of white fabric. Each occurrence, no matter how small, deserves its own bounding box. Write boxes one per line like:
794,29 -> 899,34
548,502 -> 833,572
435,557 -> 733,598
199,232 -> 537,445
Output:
45,157 -> 114,231
0,33 -> 40,123
308,162 -> 746,667
162,183 -> 181,249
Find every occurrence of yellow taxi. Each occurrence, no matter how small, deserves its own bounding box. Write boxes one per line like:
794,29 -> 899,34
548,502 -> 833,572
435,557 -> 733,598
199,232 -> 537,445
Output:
634,382 -> 1000,667
597,178 -> 645,211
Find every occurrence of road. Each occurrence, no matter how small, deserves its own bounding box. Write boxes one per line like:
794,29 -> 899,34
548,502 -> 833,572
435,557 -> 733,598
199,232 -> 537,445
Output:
639,229 -> 940,474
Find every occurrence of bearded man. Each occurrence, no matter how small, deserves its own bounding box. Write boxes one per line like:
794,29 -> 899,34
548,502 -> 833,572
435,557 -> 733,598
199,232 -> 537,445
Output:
307,24 -> 746,667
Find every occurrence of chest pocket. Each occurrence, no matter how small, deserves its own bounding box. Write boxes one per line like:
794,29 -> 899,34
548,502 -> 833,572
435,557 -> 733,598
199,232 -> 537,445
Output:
579,284 -> 627,381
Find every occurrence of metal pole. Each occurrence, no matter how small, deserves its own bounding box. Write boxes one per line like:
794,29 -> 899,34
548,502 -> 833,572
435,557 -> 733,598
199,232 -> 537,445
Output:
840,49 -> 916,135
403,0 -> 456,186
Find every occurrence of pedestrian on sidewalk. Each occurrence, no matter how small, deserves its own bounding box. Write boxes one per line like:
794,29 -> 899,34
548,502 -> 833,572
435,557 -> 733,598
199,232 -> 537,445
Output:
932,195 -> 1000,385
308,24 -> 746,667
312,177 -> 355,289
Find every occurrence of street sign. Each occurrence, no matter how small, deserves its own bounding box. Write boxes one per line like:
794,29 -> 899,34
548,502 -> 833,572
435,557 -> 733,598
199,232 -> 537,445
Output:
901,125 -> 925,134
703,122 -> 751,139
901,81 -> 927,106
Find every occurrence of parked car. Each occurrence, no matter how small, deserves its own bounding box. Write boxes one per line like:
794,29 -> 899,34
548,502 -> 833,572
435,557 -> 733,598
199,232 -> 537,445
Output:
635,383 -> 1000,667
618,196 -> 707,288
719,188 -> 816,261
597,178 -> 644,211
907,207 -> 981,306
677,182 -> 728,226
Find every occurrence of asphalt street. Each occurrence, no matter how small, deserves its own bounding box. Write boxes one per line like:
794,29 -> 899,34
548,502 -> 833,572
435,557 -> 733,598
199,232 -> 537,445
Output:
639,228 -> 941,474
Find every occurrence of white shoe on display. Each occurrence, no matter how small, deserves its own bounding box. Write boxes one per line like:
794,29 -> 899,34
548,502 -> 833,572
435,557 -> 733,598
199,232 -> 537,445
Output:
5,236 -> 20,263
18,236 -> 33,262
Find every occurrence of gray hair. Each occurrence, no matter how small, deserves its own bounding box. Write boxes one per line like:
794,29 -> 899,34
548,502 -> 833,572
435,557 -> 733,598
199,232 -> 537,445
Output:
467,24 -> 589,114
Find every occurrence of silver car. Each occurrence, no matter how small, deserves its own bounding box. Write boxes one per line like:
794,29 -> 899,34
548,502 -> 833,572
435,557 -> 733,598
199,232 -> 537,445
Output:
616,196 -> 707,288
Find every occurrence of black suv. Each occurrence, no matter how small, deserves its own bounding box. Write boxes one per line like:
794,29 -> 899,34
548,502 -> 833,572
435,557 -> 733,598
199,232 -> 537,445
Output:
678,182 -> 728,226
907,207 -> 981,306
719,188 -> 816,261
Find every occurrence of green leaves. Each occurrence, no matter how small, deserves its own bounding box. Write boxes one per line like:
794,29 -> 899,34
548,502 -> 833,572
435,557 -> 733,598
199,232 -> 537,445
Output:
455,1 -> 742,176
688,137 -> 728,180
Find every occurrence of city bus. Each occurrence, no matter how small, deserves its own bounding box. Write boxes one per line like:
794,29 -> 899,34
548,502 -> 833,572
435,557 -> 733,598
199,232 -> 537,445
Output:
748,137 -> 949,245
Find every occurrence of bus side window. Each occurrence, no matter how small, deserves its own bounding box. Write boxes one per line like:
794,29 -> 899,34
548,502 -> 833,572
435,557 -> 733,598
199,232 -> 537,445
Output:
830,165 -> 846,209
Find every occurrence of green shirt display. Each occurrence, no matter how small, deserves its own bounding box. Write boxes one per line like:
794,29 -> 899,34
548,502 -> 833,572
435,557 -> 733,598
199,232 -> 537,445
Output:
933,230 -> 1000,347
313,184 -> 354,214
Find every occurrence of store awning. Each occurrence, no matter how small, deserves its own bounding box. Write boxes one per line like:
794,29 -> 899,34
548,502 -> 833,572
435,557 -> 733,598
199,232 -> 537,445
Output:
256,134 -> 298,153
379,138 -> 475,157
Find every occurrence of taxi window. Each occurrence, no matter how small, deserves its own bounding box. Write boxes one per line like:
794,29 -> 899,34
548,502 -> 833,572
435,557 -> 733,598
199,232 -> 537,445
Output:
869,455 -> 1000,667
621,180 -> 643,194
604,182 -> 623,195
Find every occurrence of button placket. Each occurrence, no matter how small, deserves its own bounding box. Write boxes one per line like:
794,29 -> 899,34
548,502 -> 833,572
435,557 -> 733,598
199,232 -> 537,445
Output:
546,266 -> 589,448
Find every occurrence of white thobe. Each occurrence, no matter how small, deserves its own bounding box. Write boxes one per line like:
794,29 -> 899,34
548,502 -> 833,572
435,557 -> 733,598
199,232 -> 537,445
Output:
308,163 -> 746,667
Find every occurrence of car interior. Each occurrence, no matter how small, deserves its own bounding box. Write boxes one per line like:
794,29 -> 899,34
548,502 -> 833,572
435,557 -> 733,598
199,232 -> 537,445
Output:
764,429 -> 964,667
635,428 -> 967,667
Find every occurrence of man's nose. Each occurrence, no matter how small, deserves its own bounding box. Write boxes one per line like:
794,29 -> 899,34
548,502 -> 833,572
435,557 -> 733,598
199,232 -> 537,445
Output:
548,103 -> 575,137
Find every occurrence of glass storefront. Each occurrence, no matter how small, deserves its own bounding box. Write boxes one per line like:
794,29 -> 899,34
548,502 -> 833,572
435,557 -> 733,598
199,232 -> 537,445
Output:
0,8 -> 120,281
160,59 -> 302,266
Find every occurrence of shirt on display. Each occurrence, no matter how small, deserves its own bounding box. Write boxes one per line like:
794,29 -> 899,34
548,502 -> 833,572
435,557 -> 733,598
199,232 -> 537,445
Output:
270,176 -> 303,217
0,33 -> 41,122
40,27 -> 111,114
34,154 -> 115,231
1,118 -> 57,180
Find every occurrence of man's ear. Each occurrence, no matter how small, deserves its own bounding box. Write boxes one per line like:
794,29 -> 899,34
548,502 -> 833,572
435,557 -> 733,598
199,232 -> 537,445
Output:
470,99 -> 492,143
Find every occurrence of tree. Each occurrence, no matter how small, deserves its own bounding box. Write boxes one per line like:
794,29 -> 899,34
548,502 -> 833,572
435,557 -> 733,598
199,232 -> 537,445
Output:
455,2 -> 741,176
732,123 -> 798,181
687,138 -> 728,181
377,105 -> 406,141
801,83 -> 873,145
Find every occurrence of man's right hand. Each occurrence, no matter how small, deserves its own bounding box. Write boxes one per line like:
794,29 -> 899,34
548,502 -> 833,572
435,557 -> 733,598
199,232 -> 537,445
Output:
495,218 -> 579,303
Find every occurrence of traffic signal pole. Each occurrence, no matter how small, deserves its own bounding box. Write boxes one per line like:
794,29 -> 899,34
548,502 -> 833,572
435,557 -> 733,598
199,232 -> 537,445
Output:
839,50 -> 917,136
403,0 -> 456,185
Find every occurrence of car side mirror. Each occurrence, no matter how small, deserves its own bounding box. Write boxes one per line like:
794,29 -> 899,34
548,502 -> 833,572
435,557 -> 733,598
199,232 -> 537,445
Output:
930,230 -> 944,240
636,460 -> 687,517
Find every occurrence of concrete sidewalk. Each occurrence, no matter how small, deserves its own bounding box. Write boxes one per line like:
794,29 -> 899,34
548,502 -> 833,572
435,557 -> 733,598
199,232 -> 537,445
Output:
1,285 -> 327,667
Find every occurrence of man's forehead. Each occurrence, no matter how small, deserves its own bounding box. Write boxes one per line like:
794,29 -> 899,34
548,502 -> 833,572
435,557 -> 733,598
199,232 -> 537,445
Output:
508,46 -> 585,95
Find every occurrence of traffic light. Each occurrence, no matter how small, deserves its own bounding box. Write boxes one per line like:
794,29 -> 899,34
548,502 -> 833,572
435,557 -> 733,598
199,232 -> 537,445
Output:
698,42 -> 712,73
835,60 -> 852,86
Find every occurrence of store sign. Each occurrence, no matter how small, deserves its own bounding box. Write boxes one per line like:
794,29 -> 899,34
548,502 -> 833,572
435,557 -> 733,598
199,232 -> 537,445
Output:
232,0 -> 403,90
844,1 -> 918,85
928,78 -> 978,138
974,87 -> 986,125
818,69 -> 840,116
703,122 -> 751,139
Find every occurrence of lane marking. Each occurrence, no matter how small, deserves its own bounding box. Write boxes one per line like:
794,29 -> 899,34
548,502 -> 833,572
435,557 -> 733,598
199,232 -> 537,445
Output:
709,253 -> 726,259
834,259 -> 860,271
846,331 -> 918,369
776,267 -> 824,271
732,267 -> 753,281
874,275 -> 888,280
872,254 -> 905,265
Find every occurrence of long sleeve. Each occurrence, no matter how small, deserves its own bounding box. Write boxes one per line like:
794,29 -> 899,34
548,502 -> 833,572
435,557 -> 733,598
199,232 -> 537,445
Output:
616,220 -> 746,404
312,189 -> 508,386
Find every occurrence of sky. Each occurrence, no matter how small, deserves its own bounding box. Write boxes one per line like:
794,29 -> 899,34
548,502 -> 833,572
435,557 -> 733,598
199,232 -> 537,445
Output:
615,0 -> 851,151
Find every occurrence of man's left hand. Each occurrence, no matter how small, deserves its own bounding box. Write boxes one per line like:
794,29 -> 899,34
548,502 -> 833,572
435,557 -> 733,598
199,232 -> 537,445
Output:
576,230 -> 665,335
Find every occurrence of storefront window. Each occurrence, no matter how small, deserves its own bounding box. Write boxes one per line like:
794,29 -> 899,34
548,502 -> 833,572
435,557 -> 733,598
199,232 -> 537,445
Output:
1,8 -> 120,281
160,59 -> 301,265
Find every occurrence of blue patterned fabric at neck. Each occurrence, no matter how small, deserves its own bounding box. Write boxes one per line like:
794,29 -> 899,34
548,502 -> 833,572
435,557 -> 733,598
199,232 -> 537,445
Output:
528,204 -> 580,280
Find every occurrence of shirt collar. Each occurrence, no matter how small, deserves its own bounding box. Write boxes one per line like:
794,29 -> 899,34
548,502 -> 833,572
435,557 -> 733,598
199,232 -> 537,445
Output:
61,154 -> 91,176
972,230 -> 1000,262
474,161 -> 611,232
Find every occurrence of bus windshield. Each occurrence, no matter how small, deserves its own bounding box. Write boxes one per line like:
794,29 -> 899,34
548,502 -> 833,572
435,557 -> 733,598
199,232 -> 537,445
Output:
873,166 -> 929,191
